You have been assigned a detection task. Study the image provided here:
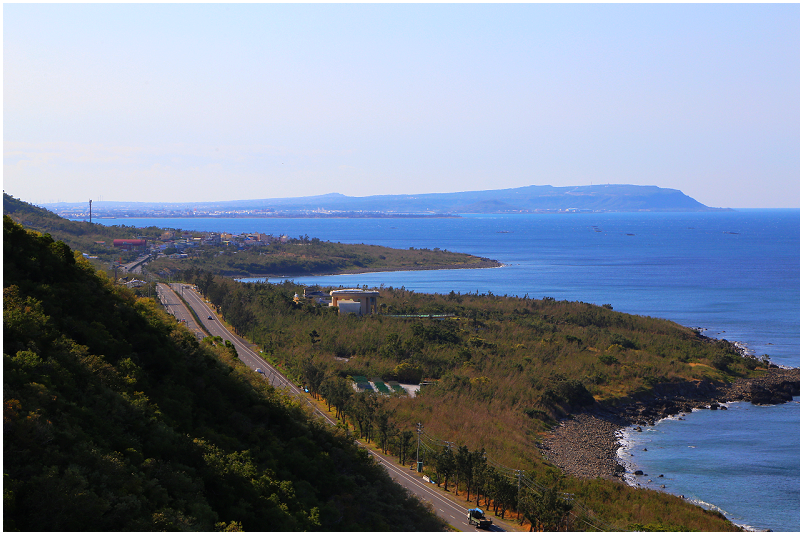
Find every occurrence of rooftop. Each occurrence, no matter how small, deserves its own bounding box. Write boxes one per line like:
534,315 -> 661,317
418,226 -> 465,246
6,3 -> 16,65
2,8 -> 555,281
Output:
330,288 -> 380,295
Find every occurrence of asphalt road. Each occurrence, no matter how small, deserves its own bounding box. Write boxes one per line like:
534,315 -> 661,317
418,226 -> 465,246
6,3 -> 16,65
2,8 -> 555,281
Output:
121,253 -> 151,274
156,283 -> 204,336
165,283 -> 300,393
157,283 -> 504,532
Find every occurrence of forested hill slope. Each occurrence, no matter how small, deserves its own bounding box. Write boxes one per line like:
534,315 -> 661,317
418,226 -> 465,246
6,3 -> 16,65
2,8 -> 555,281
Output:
3,216 -> 445,532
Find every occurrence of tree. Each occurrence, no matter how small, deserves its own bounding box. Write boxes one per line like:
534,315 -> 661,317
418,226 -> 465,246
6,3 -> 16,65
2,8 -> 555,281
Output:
302,359 -> 325,400
454,445 -> 470,496
308,330 -> 320,345
392,362 -> 423,384
471,449 -> 487,507
494,475 -> 517,519
350,391 -> 378,441
393,430 -> 415,466
320,376 -> 352,421
460,448 -> 479,502
483,466 -> 500,514
197,270 -> 215,295
521,479 -> 573,532
434,446 -> 455,492
375,404 -> 396,454
518,489 -> 538,532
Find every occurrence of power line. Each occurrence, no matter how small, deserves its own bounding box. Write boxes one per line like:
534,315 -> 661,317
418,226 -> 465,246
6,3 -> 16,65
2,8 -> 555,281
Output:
413,427 -> 627,532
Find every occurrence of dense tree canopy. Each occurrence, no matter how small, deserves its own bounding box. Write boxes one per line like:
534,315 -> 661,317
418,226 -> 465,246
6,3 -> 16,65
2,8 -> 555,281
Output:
3,216 -> 445,531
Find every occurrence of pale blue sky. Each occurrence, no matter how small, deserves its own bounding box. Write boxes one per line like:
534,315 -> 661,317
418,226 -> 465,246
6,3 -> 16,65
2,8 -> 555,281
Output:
4,4 -> 800,208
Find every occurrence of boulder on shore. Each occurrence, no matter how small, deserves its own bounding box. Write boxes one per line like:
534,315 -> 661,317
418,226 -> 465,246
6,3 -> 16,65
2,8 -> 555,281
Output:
539,368 -> 800,482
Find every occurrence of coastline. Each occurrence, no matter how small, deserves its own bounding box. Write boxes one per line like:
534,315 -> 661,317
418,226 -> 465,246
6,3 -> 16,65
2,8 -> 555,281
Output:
230,258 -> 504,280
539,367 -> 800,482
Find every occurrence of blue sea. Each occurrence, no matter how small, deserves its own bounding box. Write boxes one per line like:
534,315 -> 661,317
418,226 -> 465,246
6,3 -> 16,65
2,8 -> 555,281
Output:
98,210 -> 799,531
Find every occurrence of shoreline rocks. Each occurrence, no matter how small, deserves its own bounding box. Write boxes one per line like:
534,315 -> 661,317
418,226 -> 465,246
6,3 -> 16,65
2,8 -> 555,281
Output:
540,367 -> 800,481
539,412 -> 630,480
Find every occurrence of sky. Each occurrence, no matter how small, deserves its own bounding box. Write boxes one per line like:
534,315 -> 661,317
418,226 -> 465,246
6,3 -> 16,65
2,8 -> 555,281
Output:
4,3 -> 800,208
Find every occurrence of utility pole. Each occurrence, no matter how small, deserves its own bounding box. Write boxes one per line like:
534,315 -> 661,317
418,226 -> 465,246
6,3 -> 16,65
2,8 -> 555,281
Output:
516,469 -> 522,522
416,422 -> 423,473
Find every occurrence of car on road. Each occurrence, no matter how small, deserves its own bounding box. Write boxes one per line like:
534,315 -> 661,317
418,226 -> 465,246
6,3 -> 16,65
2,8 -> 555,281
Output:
208,316 -> 213,320
255,368 -> 264,374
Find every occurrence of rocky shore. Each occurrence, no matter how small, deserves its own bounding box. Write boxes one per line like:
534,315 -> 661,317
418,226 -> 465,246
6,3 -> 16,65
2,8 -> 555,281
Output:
539,367 -> 800,481
539,412 -> 630,480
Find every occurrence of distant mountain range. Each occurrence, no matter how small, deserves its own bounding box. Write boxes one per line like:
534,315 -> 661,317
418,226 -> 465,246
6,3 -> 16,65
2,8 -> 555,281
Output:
41,184 -> 729,217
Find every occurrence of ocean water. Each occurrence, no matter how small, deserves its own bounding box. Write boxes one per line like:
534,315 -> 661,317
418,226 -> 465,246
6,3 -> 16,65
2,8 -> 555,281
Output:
97,210 -> 800,530
619,402 -> 800,532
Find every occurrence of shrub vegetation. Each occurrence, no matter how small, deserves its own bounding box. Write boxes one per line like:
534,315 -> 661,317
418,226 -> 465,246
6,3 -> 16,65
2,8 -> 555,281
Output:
176,271 -> 759,531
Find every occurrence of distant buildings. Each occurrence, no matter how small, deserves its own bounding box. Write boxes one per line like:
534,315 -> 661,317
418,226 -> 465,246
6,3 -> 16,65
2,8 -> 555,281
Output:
298,288 -> 380,315
302,289 -> 331,306
100,229 -> 317,263
329,289 -> 380,315
113,238 -> 147,251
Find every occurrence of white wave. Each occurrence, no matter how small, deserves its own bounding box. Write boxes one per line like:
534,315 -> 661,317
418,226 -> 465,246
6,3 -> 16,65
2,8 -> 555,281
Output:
616,425 -> 654,487
686,497 -> 738,521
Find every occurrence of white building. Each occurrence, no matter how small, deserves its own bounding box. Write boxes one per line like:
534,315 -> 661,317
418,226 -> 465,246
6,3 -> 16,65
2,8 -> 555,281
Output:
329,289 -> 380,315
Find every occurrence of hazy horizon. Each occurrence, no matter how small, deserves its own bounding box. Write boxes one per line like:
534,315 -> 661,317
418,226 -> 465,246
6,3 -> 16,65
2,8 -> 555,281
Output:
5,4 -> 800,208
27,184 -> 792,211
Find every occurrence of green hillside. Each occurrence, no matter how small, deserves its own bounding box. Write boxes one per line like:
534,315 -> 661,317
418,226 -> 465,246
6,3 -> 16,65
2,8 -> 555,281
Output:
3,216 -> 445,531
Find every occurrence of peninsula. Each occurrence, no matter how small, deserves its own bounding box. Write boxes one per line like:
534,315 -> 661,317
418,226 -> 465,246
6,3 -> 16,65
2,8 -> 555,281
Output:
40,184 -> 729,219
3,193 -> 501,277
